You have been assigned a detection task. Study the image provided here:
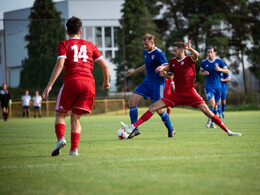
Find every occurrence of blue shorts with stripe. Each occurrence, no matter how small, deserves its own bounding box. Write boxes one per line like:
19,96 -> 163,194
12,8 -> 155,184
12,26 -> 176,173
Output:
204,87 -> 221,102
133,82 -> 165,103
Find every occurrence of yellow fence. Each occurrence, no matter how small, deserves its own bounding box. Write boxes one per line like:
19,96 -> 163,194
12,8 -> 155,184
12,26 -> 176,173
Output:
6,98 -> 126,118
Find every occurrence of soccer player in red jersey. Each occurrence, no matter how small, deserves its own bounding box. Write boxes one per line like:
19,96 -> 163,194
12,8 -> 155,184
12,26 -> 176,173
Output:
164,77 -> 175,115
121,41 -> 241,137
42,16 -> 110,156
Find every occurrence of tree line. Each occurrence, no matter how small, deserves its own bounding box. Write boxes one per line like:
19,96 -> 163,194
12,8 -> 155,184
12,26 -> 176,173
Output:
20,0 -> 260,96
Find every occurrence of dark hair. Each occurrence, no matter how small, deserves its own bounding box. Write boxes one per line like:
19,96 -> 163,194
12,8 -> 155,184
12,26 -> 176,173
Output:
173,42 -> 185,49
142,33 -> 155,41
207,45 -> 216,52
66,16 -> 82,35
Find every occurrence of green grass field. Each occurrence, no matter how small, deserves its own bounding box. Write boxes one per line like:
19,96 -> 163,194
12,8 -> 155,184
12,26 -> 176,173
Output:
0,108 -> 260,195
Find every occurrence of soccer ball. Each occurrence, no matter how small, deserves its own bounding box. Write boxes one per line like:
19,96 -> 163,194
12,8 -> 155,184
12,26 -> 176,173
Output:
117,128 -> 129,140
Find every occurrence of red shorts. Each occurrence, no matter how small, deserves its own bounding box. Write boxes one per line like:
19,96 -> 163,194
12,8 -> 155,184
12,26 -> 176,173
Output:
161,88 -> 205,108
56,79 -> 95,115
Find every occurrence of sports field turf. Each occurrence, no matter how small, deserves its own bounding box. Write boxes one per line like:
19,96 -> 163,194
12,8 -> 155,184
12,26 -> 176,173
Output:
0,108 -> 260,195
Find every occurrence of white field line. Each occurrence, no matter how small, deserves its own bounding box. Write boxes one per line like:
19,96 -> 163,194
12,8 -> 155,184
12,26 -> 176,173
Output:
1,154 -> 257,170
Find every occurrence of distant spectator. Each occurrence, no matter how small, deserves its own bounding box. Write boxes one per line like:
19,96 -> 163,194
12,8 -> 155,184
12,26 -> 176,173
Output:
33,90 -> 42,118
21,90 -> 31,118
0,83 -> 11,122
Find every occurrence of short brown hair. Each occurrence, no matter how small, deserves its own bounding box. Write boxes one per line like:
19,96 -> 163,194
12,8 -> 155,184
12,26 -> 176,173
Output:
142,33 -> 155,41
173,42 -> 185,49
66,16 -> 82,35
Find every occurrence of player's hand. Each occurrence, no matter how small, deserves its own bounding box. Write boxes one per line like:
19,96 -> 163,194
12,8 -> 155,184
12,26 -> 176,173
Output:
102,83 -> 110,90
185,40 -> 192,50
42,86 -> 52,99
125,70 -> 134,77
204,71 -> 210,75
215,65 -> 222,72
155,66 -> 164,73
220,78 -> 224,82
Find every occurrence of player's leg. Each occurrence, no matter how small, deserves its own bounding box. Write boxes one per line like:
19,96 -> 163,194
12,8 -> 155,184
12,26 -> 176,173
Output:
69,112 -> 81,156
221,90 -> 227,118
198,103 -> 241,136
23,107 -> 26,118
221,99 -> 226,118
3,107 -> 7,121
51,111 -> 67,156
121,100 -> 167,135
153,83 -> 174,137
34,107 -> 36,118
128,93 -> 144,128
167,107 -> 171,115
39,107 -> 42,118
26,107 -> 30,118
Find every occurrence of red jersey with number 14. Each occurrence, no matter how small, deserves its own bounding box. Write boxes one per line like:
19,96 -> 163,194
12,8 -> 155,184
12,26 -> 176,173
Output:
57,37 -> 103,83
169,55 -> 197,92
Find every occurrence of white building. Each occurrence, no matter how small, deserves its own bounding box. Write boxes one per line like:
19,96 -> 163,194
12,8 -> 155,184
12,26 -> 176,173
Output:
0,0 -> 124,91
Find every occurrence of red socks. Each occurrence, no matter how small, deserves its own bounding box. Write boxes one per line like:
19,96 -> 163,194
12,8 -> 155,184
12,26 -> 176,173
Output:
55,123 -> 65,140
211,114 -> 228,132
71,133 -> 80,151
133,110 -> 154,127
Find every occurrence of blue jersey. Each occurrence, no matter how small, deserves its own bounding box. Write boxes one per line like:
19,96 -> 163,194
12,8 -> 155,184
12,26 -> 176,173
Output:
220,72 -> 230,91
200,58 -> 226,89
143,47 -> 168,85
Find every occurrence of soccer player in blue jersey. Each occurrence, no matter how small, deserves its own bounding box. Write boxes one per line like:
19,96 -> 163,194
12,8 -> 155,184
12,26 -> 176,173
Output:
199,45 -> 229,128
219,72 -> 231,118
125,33 -> 175,138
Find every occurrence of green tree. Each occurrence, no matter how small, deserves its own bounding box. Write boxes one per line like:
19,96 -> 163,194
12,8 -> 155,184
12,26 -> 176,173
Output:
20,0 -> 65,89
114,0 -> 164,91
247,1 -> 260,83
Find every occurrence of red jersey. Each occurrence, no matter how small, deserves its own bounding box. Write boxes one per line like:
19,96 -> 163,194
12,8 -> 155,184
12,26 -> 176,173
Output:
57,37 -> 102,83
169,55 -> 197,92
164,78 -> 174,95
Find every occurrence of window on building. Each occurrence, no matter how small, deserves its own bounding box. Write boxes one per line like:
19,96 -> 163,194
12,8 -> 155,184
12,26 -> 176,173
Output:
105,27 -> 112,48
95,27 -> 102,48
82,26 -> 119,59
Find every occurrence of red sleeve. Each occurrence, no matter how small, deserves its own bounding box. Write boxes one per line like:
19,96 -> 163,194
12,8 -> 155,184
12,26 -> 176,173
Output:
57,41 -> 67,58
188,55 -> 196,66
91,44 -> 103,61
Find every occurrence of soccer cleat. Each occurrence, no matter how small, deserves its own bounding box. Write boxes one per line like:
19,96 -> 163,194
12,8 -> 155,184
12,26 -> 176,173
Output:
51,137 -> 67,156
69,149 -> 78,156
222,113 -> 225,118
168,130 -> 176,138
127,128 -> 141,139
210,123 -> 216,128
205,118 -> 211,128
120,121 -> 133,134
228,132 -> 241,136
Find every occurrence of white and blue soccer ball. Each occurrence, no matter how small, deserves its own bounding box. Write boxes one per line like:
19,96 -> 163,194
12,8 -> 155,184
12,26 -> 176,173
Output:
117,128 -> 129,140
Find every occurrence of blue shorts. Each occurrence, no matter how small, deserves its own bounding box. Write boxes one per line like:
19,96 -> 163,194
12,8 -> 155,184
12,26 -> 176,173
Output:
204,87 -> 221,102
221,89 -> 227,100
133,82 -> 165,103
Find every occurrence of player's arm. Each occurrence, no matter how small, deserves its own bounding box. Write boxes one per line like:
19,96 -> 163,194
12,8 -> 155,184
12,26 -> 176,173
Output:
42,58 -> 65,99
215,65 -> 228,73
199,68 -> 209,76
221,76 -> 231,82
96,58 -> 110,90
155,63 -> 171,73
185,40 -> 199,61
126,64 -> 146,77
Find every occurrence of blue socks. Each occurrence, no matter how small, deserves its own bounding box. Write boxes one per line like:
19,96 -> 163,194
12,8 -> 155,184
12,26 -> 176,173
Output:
222,103 -> 226,114
159,110 -> 173,132
129,106 -> 138,129
218,104 -> 222,116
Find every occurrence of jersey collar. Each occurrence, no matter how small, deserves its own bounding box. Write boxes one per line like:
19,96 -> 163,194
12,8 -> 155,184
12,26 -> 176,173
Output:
148,47 -> 157,54
207,58 -> 216,63
177,56 -> 186,62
